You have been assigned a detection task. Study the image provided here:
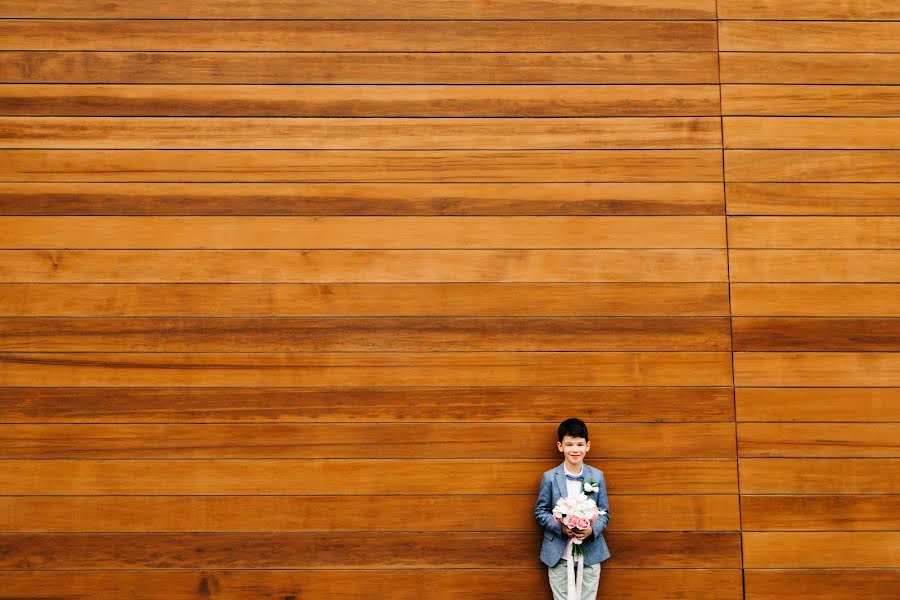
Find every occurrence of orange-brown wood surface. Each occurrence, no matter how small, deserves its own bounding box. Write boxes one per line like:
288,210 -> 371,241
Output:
0,387 -> 736,423
745,571 -> 900,600
0,570 -> 744,600
3,2 -> 896,598
0,85 -> 723,117
741,496 -> 900,531
0,182 -> 726,215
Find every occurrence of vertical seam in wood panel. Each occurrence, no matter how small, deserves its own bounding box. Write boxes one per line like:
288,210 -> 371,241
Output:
716,3 -> 747,599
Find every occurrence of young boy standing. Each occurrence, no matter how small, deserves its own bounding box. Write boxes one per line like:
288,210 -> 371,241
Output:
534,418 -> 611,600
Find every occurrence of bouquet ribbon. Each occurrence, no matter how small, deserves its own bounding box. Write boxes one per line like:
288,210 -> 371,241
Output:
564,537 -> 584,600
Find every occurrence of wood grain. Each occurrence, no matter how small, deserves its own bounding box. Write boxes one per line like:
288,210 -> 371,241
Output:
738,423 -> 900,457
726,151 -> 900,182
0,423 -> 737,459
734,352 -> 900,387
0,182 -> 727,216
0,0 -> 719,19
0,20 -> 717,52
733,317 -> 900,351
732,284 -> 900,316
0,531 -> 742,569
740,458 -> 900,494
718,0 -> 900,20
742,496 -> 900,531
721,85 -> 900,117
0,351 -> 735,387
0,569 -> 744,600
0,85 -> 723,118
0,494 -> 739,532
745,570 -> 900,600
0,387 -> 736,423
0,317 -> 733,352
728,217 -> 900,248
0,52 -> 720,84
743,532 -> 900,568
0,150 -> 725,183
725,118 -> 900,150
736,388 -> 900,422
0,250 -> 729,283
0,216 -> 727,249
720,54 -> 900,85
730,250 -> 900,282
0,117 -> 723,150
719,22 -> 900,52
726,183 -> 900,215
0,458 -> 739,494
0,283 -> 732,317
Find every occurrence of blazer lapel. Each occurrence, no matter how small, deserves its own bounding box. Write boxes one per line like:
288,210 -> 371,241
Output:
554,463 -> 567,499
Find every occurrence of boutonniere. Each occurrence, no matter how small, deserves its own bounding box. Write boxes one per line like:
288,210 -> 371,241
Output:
583,479 -> 599,494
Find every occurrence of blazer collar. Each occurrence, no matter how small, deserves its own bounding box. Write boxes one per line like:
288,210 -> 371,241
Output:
555,462 -> 592,497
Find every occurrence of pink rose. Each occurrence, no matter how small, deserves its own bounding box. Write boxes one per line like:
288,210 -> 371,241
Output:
563,515 -> 579,528
576,518 -> 591,529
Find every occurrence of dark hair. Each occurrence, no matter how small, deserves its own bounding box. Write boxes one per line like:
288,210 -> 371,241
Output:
558,418 -> 589,442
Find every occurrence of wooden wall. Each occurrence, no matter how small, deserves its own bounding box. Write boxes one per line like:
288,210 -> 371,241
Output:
0,1 -> 893,598
720,0 -> 900,598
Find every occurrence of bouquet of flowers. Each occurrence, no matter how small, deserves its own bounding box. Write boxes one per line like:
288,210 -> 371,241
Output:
552,493 -> 604,558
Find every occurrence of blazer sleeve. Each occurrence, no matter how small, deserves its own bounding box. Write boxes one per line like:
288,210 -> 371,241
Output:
534,472 -> 563,535
591,470 -> 611,538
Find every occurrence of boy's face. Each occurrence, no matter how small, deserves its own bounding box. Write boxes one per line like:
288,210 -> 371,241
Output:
557,435 -> 590,469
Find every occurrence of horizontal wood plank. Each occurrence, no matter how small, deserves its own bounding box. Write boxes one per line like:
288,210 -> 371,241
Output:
726,183 -> 900,216
745,570 -> 900,600
0,117 -> 723,151
725,118 -> 900,150
0,85 -> 723,118
0,20 -> 718,52
0,387 -> 736,423
0,150 -> 725,183
0,569 -> 746,600
726,151 -> 900,183
733,317 -> 900,351
0,351 -> 735,387
719,22 -> 900,52
0,283 -> 732,317
742,496 -> 900,531
743,532 -> 900,568
720,54 -> 900,85
721,85 -> 900,117
732,284 -> 900,317
0,494 -> 739,532
0,182 -> 727,216
0,569 -> 743,600
734,352 -> 900,387
736,388 -> 900,422
0,459 -> 739,494
739,458 -> 900,494
0,0 -> 718,19
738,423 -> 900,457
730,250 -> 900,282
0,423 -> 737,459
0,216 -> 727,249
0,52 -> 720,84
728,217 -> 900,249
0,250 -> 729,283
718,0 -> 900,20
0,317 -> 733,352
0,532 -> 743,569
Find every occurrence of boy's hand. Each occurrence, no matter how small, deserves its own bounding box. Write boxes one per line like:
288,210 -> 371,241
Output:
572,527 -> 592,541
561,524 -> 576,538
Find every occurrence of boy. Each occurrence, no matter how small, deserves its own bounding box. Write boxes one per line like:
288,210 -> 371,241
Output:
534,418 -> 611,600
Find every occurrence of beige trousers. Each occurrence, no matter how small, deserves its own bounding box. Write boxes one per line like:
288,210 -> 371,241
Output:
547,558 -> 601,600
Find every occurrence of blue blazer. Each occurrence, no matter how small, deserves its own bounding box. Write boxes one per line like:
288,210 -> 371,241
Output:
534,463 -> 611,567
